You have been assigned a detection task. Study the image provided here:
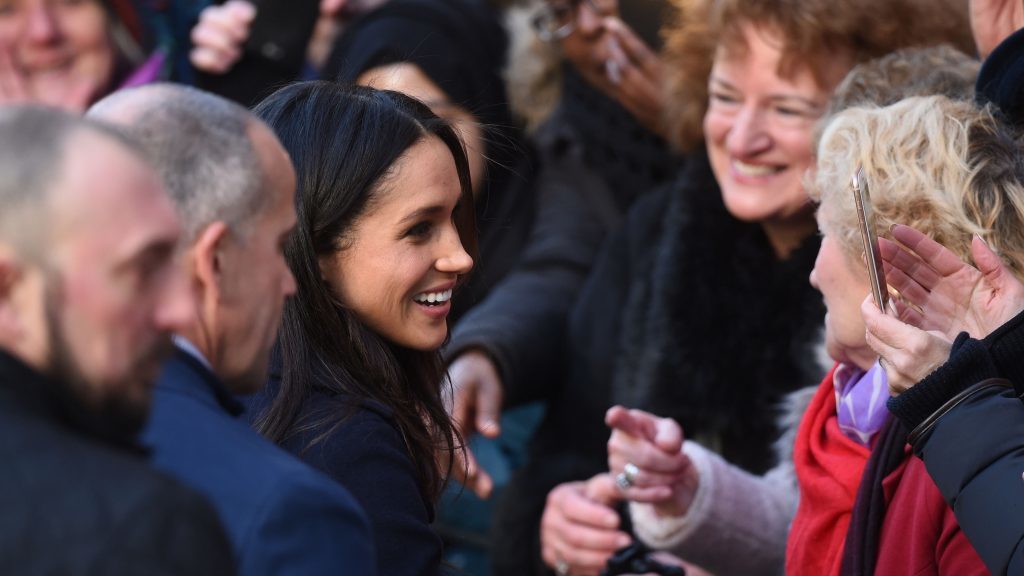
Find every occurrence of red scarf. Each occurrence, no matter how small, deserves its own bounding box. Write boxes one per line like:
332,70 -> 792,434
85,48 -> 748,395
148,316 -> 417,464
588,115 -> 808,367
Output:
786,364 -> 872,575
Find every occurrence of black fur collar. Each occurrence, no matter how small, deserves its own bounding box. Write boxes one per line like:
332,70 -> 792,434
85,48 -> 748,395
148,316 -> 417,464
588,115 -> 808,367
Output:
612,151 -> 826,473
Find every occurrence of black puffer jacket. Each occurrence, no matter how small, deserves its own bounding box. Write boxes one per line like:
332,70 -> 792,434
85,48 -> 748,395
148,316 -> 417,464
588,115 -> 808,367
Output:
888,309 -> 1024,576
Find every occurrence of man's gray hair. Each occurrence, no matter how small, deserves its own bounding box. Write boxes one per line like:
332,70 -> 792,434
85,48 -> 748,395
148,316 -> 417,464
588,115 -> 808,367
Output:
88,83 -> 266,241
0,106 -> 139,258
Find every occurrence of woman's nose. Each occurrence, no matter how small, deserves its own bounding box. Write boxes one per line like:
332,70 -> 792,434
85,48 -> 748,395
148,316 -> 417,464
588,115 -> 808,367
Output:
726,105 -> 772,157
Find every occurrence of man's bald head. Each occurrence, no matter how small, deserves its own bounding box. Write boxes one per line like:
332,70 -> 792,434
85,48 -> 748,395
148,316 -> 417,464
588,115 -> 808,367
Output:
0,106 -> 143,260
0,106 -> 192,432
88,83 -> 270,242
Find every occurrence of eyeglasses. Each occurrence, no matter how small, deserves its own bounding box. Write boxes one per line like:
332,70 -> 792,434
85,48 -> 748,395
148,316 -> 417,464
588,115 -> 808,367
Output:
531,0 -> 618,42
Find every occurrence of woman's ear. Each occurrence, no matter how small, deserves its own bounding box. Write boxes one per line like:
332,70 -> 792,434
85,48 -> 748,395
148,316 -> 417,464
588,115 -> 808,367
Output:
317,253 -> 334,286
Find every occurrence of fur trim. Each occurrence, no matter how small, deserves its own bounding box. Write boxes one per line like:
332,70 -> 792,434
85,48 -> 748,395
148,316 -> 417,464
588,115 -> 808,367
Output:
774,384 -> 819,469
611,153 -> 826,474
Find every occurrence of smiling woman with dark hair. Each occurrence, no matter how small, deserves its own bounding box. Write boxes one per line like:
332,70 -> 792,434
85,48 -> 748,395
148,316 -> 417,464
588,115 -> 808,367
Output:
249,81 -> 477,576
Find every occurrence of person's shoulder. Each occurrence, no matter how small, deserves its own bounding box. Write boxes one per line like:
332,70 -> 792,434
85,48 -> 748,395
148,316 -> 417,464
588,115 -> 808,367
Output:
307,394 -> 400,450
293,393 -> 414,480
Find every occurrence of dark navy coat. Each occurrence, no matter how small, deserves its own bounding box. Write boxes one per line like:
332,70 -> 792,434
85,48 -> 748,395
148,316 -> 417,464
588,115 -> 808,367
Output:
143,348 -> 376,576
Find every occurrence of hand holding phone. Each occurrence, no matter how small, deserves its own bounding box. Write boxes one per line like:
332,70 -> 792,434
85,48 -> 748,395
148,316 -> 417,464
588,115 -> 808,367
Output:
852,165 -> 889,312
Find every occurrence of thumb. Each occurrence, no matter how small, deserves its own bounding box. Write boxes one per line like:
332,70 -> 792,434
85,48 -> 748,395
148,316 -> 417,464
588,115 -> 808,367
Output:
584,473 -> 623,506
652,417 -> 683,454
973,234 -> 1011,287
457,444 -> 494,499
474,383 -> 502,439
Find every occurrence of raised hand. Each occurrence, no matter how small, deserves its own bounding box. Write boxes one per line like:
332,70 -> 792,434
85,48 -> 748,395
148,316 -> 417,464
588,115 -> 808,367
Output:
861,296 -> 954,395
189,0 -> 257,75
443,350 -> 501,498
881,224 -> 1024,340
605,406 -> 698,517
600,17 -> 666,138
540,474 -> 632,576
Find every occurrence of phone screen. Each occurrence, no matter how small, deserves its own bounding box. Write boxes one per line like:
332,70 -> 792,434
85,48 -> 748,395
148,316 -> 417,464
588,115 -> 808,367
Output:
852,165 -> 889,312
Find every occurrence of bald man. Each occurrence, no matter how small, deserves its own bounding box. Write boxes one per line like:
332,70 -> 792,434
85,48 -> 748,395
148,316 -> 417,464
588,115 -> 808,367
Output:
89,84 -> 376,576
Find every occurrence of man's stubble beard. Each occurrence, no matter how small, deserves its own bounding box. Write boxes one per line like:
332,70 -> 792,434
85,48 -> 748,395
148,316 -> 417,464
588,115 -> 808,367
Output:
42,272 -> 172,442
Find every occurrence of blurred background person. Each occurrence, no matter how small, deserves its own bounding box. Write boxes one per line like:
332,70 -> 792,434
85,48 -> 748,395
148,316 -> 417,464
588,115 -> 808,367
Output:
527,0 -> 975,572
606,93 -> 1011,575
0,0 -> 168,111
187,0 -> 389,104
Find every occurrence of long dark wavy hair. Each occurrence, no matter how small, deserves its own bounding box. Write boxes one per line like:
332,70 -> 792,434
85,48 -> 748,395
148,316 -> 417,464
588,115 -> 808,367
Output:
251,81 -> 477,500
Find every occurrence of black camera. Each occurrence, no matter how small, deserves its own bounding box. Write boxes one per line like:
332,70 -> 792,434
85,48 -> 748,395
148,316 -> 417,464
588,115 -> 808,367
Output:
601,543 -> 687,576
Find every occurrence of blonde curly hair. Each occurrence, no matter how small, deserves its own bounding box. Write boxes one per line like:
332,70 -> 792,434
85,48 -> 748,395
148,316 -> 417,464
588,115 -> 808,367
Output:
810,96 -> 1024,280
661,0 -> 975,151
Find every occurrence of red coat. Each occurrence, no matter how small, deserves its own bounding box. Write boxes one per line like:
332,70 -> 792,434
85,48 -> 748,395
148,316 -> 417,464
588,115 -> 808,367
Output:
875,453 -> 989,575
788,365 -> 988,575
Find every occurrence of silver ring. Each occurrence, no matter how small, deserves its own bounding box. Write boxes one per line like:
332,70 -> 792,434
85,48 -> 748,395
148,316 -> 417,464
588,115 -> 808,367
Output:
615,462 -> 639,490
555,558 -> 570,575
605,58 -> 623,85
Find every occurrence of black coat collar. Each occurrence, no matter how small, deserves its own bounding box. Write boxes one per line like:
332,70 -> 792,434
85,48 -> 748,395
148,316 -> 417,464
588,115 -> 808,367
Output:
0,348 -> 146,453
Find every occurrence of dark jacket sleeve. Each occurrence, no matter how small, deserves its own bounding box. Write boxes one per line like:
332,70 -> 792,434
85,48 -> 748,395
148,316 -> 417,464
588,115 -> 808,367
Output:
446,134 -> 621,407
301,404 -> 444,576
889,309 -> 1024,575
912,382 -> 1024,575
888,308 -> 1024,430
94,483 -> 236,576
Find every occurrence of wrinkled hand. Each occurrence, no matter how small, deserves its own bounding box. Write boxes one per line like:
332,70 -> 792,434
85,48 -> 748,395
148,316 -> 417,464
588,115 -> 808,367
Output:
605,406 -> 698,517
443,350 -> 502,498
861,296 -> 953,395
190,0 -> 257,74
881,224 -> 1024,340
599,18 -> 666,139
541,474 -> 632,576
970,0 -> 1024,59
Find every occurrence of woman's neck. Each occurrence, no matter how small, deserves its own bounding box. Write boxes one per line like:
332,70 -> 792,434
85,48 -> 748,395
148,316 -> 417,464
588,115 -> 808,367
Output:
761,212 -> 818,259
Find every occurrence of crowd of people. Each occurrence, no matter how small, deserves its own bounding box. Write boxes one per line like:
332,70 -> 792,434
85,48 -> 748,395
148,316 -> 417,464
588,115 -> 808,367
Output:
3,0 -> 1024,575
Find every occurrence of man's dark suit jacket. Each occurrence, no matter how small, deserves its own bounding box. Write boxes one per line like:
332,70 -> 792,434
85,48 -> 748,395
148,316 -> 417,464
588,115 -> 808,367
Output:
0,350 -> 235,575
142,348 -> 376,576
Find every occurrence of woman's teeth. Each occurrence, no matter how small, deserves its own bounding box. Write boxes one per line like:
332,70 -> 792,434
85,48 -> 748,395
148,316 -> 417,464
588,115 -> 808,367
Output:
414,288 -> 453,306
733,160 -> 782,177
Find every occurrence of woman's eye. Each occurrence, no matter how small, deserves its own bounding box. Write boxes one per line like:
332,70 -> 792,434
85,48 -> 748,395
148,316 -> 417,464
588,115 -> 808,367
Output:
405,221 -> 433,239
776,105 -> 818,118
709,91 -> 739,105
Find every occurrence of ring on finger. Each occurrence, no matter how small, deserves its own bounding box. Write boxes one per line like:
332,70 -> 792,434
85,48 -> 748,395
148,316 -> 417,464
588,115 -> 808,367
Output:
555,556 -> 570,576
615,462 -> 639,490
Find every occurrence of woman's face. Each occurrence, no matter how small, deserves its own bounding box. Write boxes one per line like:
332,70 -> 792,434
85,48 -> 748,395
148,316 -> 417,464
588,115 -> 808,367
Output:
358,63 -> 486,198
704,24 -> 847,227
320,135 -> 474,351
0,0 -> 116,110
809,211 -> 877,370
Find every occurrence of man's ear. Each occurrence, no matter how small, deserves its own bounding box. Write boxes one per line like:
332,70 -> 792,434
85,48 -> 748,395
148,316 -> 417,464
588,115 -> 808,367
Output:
0,247 -> 26,342
191,221 -> 231,300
